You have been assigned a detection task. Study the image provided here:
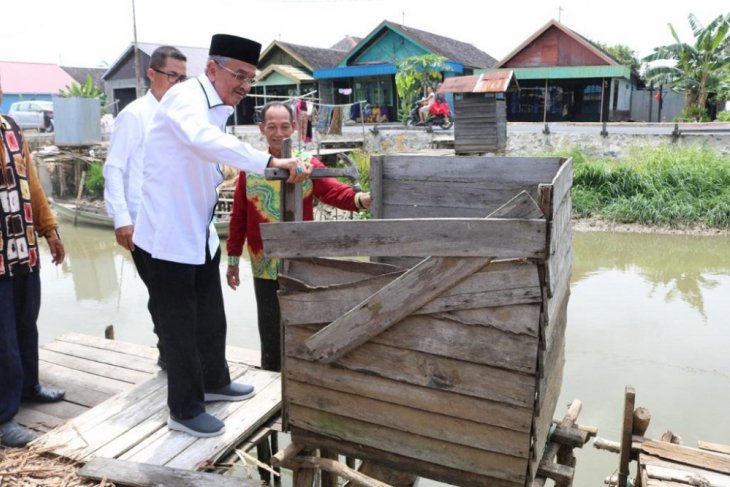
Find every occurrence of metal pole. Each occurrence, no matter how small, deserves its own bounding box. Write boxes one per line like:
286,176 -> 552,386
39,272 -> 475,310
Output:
542,79 -> 550,134
131,0 -> 143,99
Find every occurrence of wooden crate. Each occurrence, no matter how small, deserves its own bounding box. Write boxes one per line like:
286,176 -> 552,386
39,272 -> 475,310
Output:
261,155 -> 572,486
453,93 -> 507,154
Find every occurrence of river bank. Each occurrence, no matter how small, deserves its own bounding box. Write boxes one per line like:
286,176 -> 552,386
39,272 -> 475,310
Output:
573,217 -> 730,236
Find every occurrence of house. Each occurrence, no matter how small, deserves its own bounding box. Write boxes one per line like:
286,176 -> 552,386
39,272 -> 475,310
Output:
313,20 -> 498,121
0,61 -> 77,114
483,19 -> 636,123
61,66 -> 107,93
249,39 -> 354,123
101,42 -> 209,115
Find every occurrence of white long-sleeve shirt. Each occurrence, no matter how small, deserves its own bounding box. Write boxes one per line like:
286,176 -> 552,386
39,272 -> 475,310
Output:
133,74 -> 270,265
103,91 -> 158,228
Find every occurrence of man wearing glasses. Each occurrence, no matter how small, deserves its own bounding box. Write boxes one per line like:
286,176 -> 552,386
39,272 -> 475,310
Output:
133,34 -> 311,438
103,45 -> 187,370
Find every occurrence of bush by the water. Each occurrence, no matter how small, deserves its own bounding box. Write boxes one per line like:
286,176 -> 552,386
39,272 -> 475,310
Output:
568,145 -> 730,228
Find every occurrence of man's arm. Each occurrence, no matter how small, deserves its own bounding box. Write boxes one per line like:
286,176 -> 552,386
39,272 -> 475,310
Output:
310,158 -> 371,211
225,173 -> 248,290
25,140 -> 64,265
103,110 -> 144,251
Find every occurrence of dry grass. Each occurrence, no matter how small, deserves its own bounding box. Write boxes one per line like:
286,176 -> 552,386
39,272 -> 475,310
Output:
0,447 -> 115,487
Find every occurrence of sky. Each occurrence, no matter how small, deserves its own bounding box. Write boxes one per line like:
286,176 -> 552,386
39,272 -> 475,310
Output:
1,0 -> 727,69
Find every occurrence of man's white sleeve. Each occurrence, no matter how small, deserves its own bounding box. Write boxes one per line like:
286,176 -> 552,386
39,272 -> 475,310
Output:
103,111 -> 142,228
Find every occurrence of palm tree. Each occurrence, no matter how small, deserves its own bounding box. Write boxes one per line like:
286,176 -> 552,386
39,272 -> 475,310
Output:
643,12 -> 730,118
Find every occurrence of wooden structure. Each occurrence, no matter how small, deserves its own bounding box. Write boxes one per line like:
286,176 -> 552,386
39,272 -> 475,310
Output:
439,71 -> 518,154
260,154 -> 573,486
17,333 -> 279,486
595,386 -> 730,487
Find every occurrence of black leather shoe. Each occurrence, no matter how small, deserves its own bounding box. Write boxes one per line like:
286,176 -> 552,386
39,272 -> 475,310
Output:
0,420 -> 36,447
22,385 -> 65,403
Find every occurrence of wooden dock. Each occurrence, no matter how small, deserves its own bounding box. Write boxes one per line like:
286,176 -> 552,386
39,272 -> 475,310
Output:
16,333 -> 280,482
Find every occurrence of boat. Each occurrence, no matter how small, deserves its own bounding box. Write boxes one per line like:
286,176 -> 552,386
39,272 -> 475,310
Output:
49,199 -> 230,237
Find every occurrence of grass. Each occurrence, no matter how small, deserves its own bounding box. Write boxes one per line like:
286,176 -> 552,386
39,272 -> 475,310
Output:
564,145 -> 730,228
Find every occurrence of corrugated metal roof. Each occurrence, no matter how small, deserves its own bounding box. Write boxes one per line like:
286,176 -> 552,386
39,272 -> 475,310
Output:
480,65 -> 631,80
314,63 -> 396,79
0,61 -> 77,93
439,71 -> 518,93
257,64 -> 314,86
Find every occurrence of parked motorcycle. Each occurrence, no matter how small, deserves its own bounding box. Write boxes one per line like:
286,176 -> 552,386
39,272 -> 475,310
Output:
405,97 -> 453,130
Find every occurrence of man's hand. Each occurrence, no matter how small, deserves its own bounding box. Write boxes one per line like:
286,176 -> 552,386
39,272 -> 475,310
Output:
226,265 -> 240,290
359,192 -> 372,209
115,225 -> 135,251
270,157 -> 312,183
47,238 -> 65,265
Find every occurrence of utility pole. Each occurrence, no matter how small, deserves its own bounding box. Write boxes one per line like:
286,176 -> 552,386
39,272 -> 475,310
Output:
558,6 -> 563,22
132,0 -> 143,99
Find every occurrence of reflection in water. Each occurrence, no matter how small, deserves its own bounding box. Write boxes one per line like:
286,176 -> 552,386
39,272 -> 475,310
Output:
572,231 -> 730,319
59,224 -> 127,302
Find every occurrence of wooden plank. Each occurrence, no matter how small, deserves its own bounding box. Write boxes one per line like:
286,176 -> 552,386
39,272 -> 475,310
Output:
289,406 -> 527,484
296,309 -> 539,373
641,441 -> 730,475
698,441 -> 730,456
279,260 -> 542,326
545,158 -> 572,220
43,339 -> 159,374
619,386 -> 637,487
642,454 -> 730,486
56,332 -> 159,360
285,257 -> 403,287
14,406 -> 66,432
39,348 -> 151,384
370,155 -> 384,220
380,155 -> 561,185
286,357 -> 533,432
79,457 -> 260,487
261,218 -> 547,259
292,427 -> 523,487
38,360 -> 129,405
382,179 -> 535,210
300,256 -> 493,363
287,380 -> 530,458
286,327 -> 536,408
119,368 -> 275,467
645,464 -> 730,487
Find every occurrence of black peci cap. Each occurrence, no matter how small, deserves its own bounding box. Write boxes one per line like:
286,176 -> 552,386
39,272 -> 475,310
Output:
209,34 -> 262,66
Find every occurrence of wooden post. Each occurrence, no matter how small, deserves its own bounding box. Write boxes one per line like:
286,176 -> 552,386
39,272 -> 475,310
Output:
320,449 -> 338,487
104,325 -> 115,340
632,407 -> 651,436
618,386 -> 636,487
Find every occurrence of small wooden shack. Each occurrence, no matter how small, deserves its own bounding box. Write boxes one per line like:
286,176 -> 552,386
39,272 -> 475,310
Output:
261,154 -> 572,486
439,71 -> 519,154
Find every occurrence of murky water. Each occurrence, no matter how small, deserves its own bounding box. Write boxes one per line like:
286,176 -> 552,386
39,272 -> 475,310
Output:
36,223 -> 730,485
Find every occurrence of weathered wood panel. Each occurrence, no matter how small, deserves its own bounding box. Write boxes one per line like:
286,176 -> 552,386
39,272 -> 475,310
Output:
287,381 -> 530,458
292,427 -> 523,487
279,260 -> 542,325
79,458 -> 261,487
286,327 -> 536,408
379,155 -> 561,185
369,155 -> 385,219
382,179 -> 536,210
285,357 -> 533,432
289,407 -> 527,484
284,257 -> 403,287
261,218 -> 547,259
39,348 -> 150,384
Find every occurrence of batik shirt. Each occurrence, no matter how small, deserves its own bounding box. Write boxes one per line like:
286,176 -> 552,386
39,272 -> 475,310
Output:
226,151 -> 359,280
0,115 -> 38,278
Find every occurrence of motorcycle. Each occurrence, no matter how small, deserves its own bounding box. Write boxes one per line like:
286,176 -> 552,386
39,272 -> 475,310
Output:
405,98 -> 453,130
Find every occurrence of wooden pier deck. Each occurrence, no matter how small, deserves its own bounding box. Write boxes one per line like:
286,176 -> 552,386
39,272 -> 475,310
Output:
17,333 -> 280,477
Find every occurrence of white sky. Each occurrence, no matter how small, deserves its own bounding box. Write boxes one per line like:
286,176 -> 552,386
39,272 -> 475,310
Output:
3,0 -> 727,68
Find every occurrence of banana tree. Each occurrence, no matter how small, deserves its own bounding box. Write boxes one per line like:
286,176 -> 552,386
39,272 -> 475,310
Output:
643,12 -> 730,118
395,54 -> 451,123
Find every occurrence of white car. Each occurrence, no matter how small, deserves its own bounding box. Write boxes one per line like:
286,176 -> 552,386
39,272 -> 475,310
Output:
8,100 -> 54,132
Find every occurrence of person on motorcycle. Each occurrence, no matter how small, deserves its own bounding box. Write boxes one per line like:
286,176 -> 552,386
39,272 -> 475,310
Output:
429,92 -> 450,125
418,86 -> 435,123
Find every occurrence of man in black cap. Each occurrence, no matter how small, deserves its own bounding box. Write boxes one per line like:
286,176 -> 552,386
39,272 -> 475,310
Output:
134,34 -> 312,438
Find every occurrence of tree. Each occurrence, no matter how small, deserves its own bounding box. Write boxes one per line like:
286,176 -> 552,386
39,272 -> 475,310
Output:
643,12 -> 730,118
593,41 -> 641,72
395,54 -> 451,123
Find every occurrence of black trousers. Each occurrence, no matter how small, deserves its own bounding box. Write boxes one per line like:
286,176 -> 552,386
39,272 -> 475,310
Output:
253,277 -> 281,372
137,246 -> 231,420
0,272 -> 41,424
130,246 -> 164,359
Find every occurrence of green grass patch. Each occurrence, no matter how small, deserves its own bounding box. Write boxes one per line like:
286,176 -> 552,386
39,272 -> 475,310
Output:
561,145 -> 730,228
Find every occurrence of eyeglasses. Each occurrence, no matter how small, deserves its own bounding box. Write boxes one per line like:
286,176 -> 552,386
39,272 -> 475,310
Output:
151,68 -> 187,84
214,60 -> 256,86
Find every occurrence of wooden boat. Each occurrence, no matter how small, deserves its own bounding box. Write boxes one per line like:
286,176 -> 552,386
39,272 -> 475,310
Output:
49,199 -> 230,237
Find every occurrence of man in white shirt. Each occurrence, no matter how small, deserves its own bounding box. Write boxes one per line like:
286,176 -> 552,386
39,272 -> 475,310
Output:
133,34 -> 311,438
103,46 -> 187,370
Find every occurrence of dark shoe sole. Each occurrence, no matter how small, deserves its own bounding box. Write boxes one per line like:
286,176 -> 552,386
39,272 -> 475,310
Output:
167,417 -> 225,438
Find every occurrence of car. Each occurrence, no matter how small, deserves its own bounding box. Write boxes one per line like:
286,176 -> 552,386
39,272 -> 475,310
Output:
8,100 -> 54,132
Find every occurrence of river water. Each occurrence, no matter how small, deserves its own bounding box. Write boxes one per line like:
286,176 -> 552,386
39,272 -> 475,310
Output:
36,222 -> 730,485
